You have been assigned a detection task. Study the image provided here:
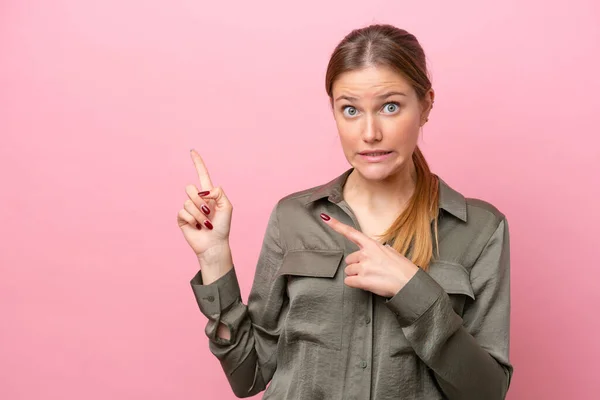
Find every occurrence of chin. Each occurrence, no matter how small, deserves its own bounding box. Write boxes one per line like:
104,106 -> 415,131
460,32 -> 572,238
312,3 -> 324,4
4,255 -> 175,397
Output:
352,163 -> 401,182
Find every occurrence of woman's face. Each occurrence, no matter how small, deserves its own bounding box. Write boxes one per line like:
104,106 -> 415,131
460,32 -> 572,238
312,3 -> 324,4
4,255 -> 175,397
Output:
331,65 -> 433,182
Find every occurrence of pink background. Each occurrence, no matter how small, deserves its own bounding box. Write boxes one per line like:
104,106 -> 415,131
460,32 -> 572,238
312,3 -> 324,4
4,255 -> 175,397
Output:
1,1 -> 599,399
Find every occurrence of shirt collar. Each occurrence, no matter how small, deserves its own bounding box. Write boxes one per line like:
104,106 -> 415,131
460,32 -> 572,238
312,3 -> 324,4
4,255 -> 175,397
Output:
304,168 -> 467,222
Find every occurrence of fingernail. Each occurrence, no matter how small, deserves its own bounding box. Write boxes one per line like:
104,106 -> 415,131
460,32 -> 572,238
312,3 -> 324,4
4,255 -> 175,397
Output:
198,191 -> 210,197
196,222 -> 202,230
204,220 -> 214,230
320,213 -> 331,221
201,205 -> 210,215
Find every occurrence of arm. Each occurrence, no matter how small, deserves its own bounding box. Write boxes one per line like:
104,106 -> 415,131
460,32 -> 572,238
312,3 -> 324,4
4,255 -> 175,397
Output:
190,204 -> 287,398
385,217 -> 513,400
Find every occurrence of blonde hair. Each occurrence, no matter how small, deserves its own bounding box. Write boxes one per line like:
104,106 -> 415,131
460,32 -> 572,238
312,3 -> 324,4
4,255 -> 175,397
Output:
379,147 -> 439,269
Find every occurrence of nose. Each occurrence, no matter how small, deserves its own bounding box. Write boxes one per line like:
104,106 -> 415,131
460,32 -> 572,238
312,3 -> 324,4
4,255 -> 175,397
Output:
361,114 -> 382,143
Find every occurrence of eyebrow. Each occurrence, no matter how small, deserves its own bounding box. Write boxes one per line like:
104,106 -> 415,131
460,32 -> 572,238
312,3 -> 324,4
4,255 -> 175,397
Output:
335,91 -> 408,102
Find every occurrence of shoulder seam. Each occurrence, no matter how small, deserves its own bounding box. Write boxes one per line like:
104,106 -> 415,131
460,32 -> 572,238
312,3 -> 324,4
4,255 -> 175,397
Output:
465,198 -> 506,221
279,184 -> 326,203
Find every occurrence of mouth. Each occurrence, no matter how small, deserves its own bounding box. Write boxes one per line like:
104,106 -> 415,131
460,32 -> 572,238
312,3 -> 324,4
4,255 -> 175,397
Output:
357,150 -> 394,163
358,150 -> 393,156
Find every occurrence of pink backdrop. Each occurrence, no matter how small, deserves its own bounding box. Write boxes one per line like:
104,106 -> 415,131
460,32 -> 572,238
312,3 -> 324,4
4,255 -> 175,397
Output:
1,1 -> 599,399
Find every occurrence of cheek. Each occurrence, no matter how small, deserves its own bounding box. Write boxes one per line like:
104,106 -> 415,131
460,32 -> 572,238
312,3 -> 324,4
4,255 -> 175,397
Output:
335,118 -> 358,147
381,115 -> 420,146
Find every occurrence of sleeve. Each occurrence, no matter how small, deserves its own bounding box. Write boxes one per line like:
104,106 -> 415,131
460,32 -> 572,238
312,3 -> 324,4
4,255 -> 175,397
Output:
190,204 -> 287,398
385,217 -> 513,400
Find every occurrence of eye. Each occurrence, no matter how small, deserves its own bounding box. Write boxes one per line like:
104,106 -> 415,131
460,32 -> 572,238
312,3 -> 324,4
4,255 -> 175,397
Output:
342,106 -> 359,117
382,102 -> 400,114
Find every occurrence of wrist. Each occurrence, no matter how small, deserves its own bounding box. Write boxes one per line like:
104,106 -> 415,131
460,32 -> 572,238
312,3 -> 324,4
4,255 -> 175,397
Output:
197,240 -> 231,264
197,242 -> 233,285
388,265 -> 419,298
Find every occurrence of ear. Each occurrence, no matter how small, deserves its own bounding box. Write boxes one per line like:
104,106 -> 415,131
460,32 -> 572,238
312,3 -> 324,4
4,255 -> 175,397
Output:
420,89 -> 435,126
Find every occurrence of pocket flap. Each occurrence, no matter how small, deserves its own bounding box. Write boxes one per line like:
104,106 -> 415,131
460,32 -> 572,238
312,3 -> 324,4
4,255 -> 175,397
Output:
277,250 -> 344,278
428,261 -> 475,300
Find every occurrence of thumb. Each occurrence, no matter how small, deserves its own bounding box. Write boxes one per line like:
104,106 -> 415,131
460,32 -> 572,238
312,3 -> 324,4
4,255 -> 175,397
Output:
199,186 -> 232,210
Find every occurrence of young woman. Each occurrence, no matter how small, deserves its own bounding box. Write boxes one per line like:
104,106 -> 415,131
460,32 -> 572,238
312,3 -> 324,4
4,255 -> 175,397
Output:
178,24 -> 513,400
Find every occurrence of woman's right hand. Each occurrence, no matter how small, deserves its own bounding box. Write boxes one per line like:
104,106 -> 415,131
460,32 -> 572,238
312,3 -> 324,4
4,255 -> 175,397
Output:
177,149 -> 234,268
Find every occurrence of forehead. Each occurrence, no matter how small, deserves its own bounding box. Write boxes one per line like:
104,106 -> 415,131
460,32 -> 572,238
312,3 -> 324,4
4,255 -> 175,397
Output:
332,65 -> 414,98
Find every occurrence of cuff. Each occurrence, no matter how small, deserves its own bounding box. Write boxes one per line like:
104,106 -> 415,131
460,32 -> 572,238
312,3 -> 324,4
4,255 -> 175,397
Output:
190,267 -> 241,318
385,268 -> 444,327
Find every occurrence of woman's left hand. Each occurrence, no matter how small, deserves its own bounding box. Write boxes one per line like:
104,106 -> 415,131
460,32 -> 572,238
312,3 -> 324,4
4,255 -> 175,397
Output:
320,213 -> 420,298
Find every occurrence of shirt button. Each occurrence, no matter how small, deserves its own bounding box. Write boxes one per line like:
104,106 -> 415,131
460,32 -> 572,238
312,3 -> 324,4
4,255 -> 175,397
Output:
206,295 -> 215,302
360,361 -> 367,369
365,316 -> 371,325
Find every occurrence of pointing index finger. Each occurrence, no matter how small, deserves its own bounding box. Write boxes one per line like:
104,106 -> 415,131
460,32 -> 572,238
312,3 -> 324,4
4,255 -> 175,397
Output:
190,149 -> 214,190
320,213 -> 371,249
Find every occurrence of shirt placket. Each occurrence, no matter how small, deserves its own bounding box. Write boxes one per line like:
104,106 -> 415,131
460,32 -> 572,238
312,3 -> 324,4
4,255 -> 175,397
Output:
336,200 -> 374,400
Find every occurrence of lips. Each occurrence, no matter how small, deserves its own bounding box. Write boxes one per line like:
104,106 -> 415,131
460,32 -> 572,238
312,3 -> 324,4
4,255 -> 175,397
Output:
359,151 -> 392,156
358,150 -> 394,163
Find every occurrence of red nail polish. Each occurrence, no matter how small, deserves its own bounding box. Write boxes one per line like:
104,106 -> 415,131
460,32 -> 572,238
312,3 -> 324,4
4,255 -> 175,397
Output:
201,205 -> 210,215
196,222 -> 202,230
320,213 -> 331,221
204,220 -> 214,230
198,191 -> 210,197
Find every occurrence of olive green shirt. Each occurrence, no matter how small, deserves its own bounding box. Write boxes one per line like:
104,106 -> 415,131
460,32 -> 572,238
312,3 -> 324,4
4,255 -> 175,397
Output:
190,168 -> 513,399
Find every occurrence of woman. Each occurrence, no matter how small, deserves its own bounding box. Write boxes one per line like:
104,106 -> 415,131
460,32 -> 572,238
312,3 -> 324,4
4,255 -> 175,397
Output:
178,24 -> 513,399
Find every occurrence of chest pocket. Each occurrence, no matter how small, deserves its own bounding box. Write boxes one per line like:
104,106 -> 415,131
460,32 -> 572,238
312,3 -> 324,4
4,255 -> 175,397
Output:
428,261 -> 475,314
276,249 -> 345,351
389,261 -> 475,357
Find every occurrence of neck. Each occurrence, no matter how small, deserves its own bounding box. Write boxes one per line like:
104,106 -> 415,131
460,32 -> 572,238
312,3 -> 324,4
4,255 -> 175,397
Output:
343,162 -> 417,212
